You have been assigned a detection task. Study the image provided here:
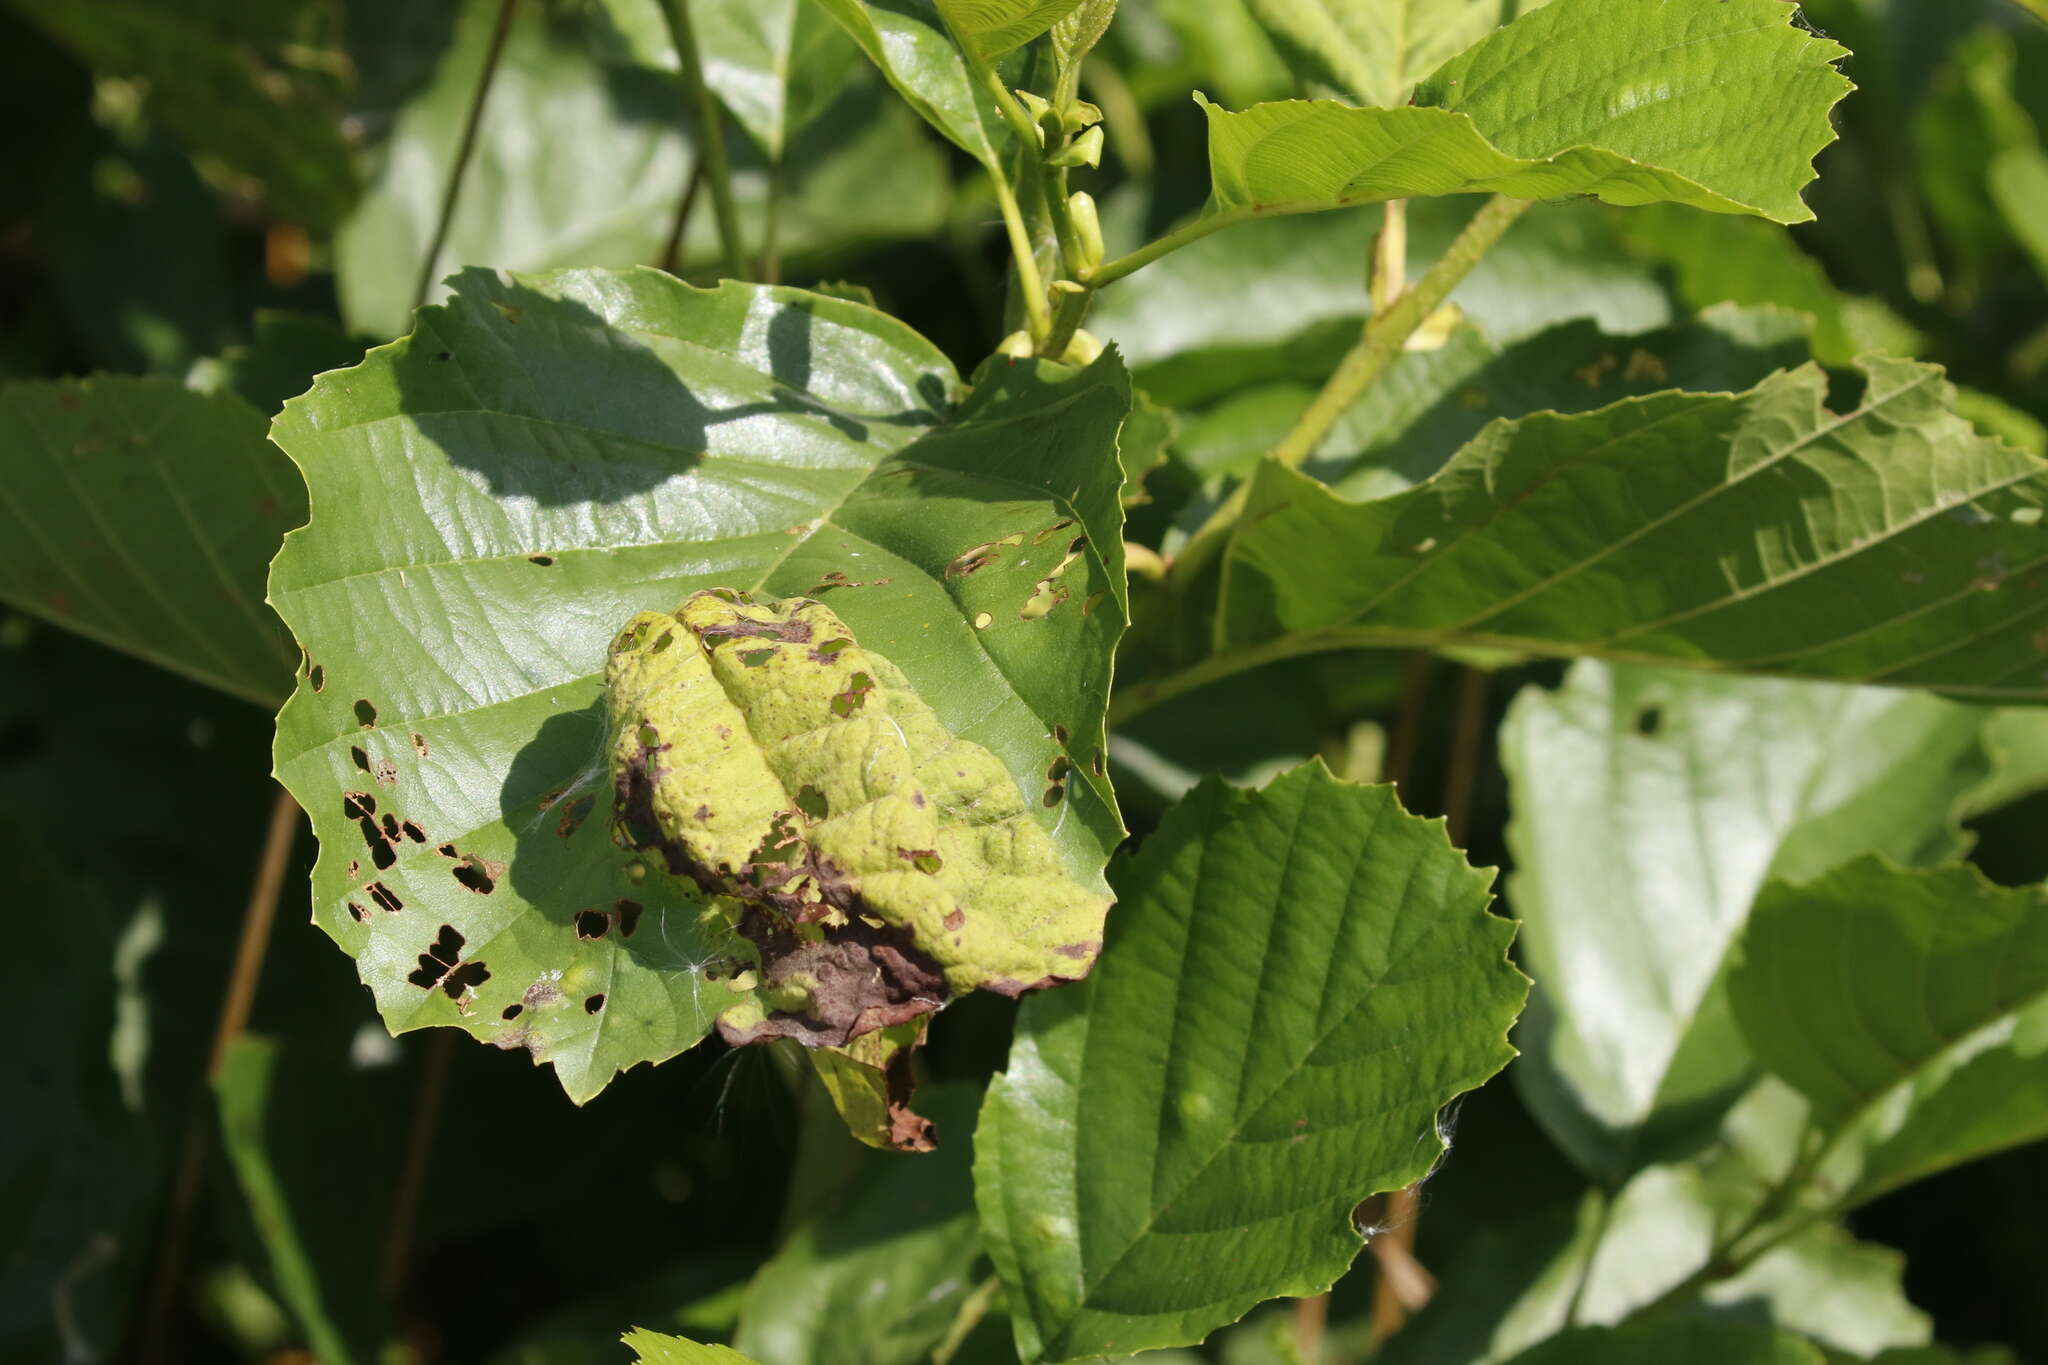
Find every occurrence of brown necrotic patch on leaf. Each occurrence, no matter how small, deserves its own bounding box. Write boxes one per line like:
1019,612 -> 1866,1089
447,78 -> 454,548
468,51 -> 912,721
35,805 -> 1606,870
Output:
718,907 -> 948,1049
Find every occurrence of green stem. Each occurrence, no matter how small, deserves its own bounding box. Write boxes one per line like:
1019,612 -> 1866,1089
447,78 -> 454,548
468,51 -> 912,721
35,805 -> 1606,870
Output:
760,155 -> 786,284
992,173 -> 1053,340
948,21 -> 1083,326
931,1275 -> 1002,1365
1168,194 -> 1530,593
1040,280 -> 1091,359
413,0 -> 518,312
661,0 -> 747,282
1085,208 -> 1249,286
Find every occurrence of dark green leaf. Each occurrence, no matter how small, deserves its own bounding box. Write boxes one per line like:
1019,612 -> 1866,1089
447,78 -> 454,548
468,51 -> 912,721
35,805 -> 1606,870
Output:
734,1085 -> 986,1365
0,377 -> 304,705
1497,1321 -> 1826,1365
1212,359 -> 2048,701
975,763 -> 1525,1361
1730,859 -> 2048,1204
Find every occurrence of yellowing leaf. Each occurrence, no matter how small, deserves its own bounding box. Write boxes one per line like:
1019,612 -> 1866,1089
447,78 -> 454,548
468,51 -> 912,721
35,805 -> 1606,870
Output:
607,592 -> 1111,1055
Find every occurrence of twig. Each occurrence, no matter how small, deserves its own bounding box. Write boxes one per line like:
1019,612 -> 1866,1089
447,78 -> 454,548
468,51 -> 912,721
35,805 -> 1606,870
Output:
137,788 -> 302,1365
413,0 -> 519,312
1168,195 -> 1532,591
661,0 -> 747,281
659,157 -> 708,274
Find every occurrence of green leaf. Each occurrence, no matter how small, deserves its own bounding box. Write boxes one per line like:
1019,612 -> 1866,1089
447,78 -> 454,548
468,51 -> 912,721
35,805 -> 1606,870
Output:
934,0 -> 1089,58
338,0 -> 951,339
1243,0 -> 1522,108
733,1084 -> 986,1365
214,1037 -> 360,1365
1200,0 -> 1849,227
268,268 -> 1131,1102
1211,359 -> 2048,701
6,0 -> 359,228
1500,662 -> 1996,1182
185,311 -> 370,418
975,762 -> 1525,1362
1497,1322 -> 1826,1365
812,0 -> 1010,168
0,814 -> 154,1364
1091,199 -> 1674,409
1196,307 -> 1812,502
695,0 -> 862,158
0,377 -> 305,706
1913,29 -> 2038,279
1730,859 -> 2048,1204
1384,1162 -> 1929,1364
606,593 -> 1111,1049
1991,143 -> 2048,285
625,1329 -> 764,1365
1613,204 -> 1922,369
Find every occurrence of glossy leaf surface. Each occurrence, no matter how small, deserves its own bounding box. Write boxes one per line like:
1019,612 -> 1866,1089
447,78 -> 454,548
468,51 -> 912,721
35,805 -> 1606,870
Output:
269,268 -> 1130,1102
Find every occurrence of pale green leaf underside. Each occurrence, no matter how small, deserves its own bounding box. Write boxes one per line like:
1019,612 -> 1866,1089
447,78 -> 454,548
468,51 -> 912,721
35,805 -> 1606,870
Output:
813,0 -> 1009,167
338,0 -> 948,339
1205,0 -> 1849,225
1221,359 -> 2048,701
1244,0 -> 1520,108
935,0 -> 1087,57
695,0 -> 861,157
1502,662 -> 1997,1183
0,376 -> 304,707
625,1329 -> 763,1365
975,764 -> 1525,1362
268,268 -> 1129,1103
1731,859 -> 2048,1203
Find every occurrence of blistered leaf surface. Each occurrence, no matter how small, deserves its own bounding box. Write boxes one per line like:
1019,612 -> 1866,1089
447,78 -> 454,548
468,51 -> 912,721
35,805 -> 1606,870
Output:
606,593 -> 1109,1047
